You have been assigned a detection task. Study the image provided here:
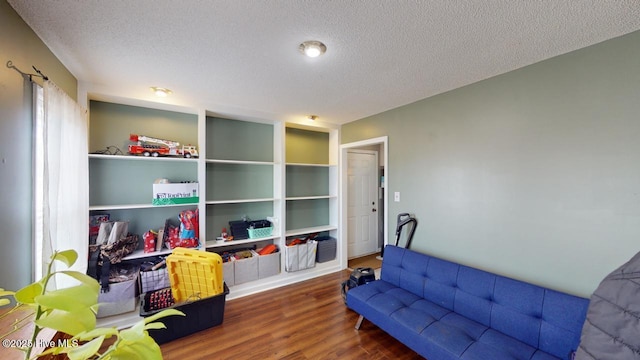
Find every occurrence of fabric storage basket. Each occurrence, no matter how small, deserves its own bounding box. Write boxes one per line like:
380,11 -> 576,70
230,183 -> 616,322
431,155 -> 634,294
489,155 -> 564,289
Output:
139,267 -> 170,293
316,236 -> 337,263
97,265 -> 139,318
285,240 -> 317,272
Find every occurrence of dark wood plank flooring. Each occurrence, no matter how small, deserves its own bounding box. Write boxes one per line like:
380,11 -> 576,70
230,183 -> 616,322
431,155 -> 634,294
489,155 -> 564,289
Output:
160,270 -> 423,359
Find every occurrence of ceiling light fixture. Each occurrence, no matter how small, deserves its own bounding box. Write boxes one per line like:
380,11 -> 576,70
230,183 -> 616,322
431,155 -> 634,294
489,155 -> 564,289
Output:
150,87 -> 172,97
299,41 -> 326,58
307,115 -> 318,121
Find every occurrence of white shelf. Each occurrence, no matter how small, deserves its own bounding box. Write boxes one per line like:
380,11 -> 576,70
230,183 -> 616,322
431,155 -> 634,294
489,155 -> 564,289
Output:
89,203 -> 198,211
285,195 -> 333,201
88,101 -> 341,330
205,235 -> 279,249
286,162 -> 335,167
206,198 -> 276,205
89,153 -> 198,162
285,225 -> 337,237
206,159 -> 276,165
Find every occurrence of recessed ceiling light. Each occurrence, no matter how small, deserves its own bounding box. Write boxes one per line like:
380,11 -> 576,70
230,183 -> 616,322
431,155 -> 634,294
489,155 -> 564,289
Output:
299,41 -> 326,58
307,115 -> 318,121
150,87 -> 172,97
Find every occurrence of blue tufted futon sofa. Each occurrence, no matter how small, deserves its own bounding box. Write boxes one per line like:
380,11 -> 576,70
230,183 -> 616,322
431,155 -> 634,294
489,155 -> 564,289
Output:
347,245 -> 589,360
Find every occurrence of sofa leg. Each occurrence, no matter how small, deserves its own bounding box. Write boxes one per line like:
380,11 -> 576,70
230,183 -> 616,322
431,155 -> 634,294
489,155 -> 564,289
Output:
355,315 -> 364,330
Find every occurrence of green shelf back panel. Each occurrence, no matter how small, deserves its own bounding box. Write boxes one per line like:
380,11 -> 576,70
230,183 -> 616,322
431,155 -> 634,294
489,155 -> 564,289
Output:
89,158 -> 197,206
89,100 -> 198,154
285,199 -> 330,230
206,163 -> 273,201
206,117 -> 273,161
90,206 -> 198,244
206,202 -> 274,240
285,128 -> 329,164
286,166 -> 329,197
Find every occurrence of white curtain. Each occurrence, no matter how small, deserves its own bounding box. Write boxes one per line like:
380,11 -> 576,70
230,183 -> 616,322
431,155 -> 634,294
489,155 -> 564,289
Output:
40,80 -> 89,289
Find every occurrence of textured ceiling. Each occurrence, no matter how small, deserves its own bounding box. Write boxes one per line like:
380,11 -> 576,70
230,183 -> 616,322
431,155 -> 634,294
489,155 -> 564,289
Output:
8,1 -> 640,125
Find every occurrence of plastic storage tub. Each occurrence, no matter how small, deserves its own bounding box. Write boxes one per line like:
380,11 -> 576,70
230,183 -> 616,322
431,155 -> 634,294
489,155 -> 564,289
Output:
166,248 -> 223,302
140,283 -> 229,344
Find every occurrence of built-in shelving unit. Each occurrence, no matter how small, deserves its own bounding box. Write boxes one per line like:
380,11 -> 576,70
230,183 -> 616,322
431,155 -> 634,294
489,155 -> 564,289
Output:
87,97 -> 341,329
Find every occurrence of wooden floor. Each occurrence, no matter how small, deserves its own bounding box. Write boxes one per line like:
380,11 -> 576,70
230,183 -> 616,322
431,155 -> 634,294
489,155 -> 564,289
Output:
348,253 -> 382,270
160,270 -> 423,359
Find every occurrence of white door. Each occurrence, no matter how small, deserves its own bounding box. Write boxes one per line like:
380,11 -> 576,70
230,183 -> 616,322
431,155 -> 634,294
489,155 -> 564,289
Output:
347,151 -> 379,258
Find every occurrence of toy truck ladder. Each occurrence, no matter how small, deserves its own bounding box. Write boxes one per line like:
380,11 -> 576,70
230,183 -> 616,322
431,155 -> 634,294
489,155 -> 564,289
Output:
130,134 -> 180,148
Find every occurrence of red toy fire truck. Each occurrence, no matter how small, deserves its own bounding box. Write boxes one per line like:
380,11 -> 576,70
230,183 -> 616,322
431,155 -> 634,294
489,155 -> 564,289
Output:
128,134 -> 198,158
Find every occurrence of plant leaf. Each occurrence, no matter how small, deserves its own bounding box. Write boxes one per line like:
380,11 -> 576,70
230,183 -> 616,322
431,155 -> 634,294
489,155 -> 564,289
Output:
118,320 -> 145,342
56,271 -> 100,292
0,288 -> 15,296
144,322 -> 167,331
109,334 -> 163,360
14,282 -> 43,305
143,308 -> 184,324
52,250 -> 78,267
0,298 -> 10,307
35,285 -> 98,312
74,327 -> 119,341
67,335 -> 104,360
35,308 -> 96,336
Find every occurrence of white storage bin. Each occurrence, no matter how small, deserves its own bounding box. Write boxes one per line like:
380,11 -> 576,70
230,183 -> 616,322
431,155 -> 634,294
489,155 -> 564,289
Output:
285,240 -> 317,272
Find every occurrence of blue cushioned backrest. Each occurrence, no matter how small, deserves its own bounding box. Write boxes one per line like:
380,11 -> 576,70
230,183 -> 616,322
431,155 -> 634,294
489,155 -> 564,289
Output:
539,289 -> 589,358
399,247 -> 429,297
491,276 -> 545,348
380,245 -> 588,357
423,257 -> 459,310
455,266 -> 496,327
380,245 -> 405,286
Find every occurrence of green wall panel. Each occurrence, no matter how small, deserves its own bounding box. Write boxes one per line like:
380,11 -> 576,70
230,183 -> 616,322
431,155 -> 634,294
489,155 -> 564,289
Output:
89,101 -> 198,154
206,202 -> 274,241
206,117 -> 273,161
206,163 -> 273,201
90,158 -> 197,206
286,199 -> 330,230
285,128 -> 329,164
286,166 -> 329,197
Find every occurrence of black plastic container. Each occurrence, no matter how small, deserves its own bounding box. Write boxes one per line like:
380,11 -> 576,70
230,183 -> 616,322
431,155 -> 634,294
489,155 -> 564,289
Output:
140,283 -> 229,344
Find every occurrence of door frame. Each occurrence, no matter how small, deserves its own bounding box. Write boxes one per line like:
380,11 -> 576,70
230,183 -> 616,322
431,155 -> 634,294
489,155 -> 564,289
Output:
346,149 -> 379,259
339,136 -> 389,270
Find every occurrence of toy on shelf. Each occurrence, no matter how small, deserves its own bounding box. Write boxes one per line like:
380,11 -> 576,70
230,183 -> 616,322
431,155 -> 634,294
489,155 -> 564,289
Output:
128,134 -> 198,158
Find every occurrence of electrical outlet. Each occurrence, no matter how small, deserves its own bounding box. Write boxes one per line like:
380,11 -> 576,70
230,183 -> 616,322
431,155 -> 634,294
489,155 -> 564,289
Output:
394,191 -> 400,202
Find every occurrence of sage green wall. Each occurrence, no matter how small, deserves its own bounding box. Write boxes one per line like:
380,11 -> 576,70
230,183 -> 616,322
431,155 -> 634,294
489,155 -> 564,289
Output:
0,0 -> 77,291
286,128 -> 329,164
342,30 -> 640,298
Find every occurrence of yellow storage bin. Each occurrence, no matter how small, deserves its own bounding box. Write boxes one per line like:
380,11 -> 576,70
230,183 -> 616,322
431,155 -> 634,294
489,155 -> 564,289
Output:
167,248 -> 224,302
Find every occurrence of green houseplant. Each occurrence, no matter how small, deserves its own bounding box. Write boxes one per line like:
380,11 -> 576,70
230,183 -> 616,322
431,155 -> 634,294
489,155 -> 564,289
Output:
0,249 -> 183,359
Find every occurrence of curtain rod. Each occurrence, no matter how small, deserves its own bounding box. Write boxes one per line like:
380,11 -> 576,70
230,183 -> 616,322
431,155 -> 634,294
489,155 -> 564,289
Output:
6,60 -> 49,81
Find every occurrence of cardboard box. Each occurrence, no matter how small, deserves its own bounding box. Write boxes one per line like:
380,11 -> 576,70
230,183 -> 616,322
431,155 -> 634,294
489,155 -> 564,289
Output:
152,183 -> 199,206
258,251 -> 280,279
